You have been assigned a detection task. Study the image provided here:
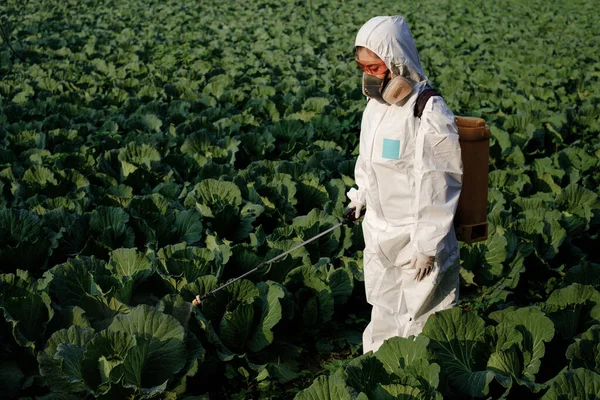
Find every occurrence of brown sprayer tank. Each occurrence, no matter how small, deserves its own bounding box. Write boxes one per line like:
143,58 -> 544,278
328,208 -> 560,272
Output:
454,116 -> 491,243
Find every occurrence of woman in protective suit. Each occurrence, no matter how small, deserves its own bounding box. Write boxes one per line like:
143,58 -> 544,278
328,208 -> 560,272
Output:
346,16 -> 463,353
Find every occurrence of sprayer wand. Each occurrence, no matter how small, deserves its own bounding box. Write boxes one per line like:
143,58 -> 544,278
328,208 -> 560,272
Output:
192,207 -> 365,306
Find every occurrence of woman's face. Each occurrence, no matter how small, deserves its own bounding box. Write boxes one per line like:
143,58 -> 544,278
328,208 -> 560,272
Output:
355,47 -> 389,80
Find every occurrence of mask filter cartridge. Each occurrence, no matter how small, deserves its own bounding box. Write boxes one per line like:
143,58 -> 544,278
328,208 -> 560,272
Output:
362,73 -> 415,105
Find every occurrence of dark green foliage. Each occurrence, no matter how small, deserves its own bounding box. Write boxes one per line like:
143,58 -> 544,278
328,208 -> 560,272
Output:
0,0 -> 598,399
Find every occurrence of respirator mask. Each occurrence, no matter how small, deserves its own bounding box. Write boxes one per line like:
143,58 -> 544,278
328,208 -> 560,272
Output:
362,72 -> 416,105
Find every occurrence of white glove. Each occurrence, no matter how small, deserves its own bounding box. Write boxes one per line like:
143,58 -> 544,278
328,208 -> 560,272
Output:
410,252 -> 436,281
347,200 -> 364,220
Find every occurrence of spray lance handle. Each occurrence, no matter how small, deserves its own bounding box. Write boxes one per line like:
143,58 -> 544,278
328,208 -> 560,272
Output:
343,205 -> 366,224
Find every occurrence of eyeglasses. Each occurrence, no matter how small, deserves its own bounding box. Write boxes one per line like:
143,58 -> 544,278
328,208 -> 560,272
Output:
355,58 -> 388,75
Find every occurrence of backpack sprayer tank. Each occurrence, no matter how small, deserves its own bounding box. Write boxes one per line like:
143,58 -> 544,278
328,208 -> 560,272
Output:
454,116 -> 492,243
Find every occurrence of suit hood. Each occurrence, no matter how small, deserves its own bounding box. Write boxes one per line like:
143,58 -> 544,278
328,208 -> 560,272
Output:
355,16 -> 427,84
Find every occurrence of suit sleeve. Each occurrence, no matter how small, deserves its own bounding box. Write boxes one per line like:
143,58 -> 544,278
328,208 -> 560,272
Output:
412,96 -> 463,256
347,152 -> 367,205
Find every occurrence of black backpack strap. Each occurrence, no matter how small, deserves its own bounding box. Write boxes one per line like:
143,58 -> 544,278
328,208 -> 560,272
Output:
414,88 -> 442,118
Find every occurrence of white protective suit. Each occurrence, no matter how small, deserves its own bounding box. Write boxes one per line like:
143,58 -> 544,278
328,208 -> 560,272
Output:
347,16 -> 463,353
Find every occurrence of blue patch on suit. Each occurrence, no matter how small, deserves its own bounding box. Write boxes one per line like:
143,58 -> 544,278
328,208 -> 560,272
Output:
382,138 -> 400,160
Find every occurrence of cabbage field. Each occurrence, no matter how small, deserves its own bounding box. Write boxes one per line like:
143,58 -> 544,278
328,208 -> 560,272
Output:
1,0 -> 599,398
